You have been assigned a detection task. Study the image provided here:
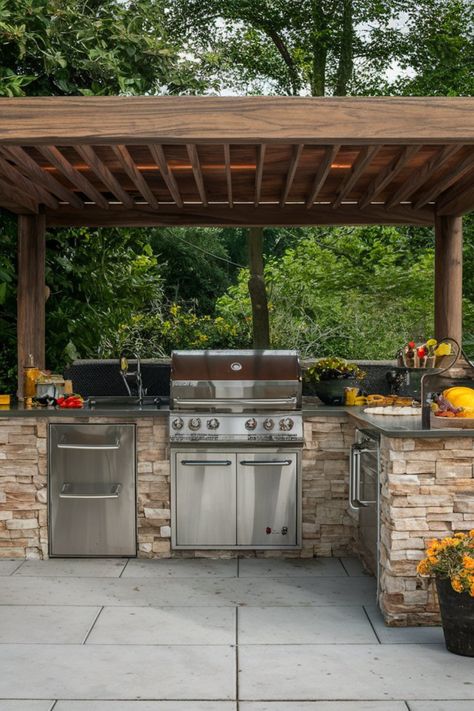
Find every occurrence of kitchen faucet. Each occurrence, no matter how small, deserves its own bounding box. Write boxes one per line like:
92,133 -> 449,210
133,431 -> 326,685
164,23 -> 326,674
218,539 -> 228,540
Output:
120,352 -> 145,404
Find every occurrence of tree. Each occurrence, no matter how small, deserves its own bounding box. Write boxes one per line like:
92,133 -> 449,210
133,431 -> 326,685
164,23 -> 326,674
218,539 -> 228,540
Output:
0,0 -> 205,96
164,0 -> 410,96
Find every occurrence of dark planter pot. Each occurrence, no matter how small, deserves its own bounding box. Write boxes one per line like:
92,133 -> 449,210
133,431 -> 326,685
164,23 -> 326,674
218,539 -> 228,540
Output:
436,577 -> 474,656
311,377 -> 358,406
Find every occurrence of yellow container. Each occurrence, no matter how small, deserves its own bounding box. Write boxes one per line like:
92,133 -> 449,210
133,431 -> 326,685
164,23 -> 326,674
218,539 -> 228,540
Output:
0,394 -> 11,406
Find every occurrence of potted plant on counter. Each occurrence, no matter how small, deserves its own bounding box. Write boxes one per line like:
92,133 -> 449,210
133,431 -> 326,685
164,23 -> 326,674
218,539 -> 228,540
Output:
417,532 -> 474,656
303,357 -> 365,405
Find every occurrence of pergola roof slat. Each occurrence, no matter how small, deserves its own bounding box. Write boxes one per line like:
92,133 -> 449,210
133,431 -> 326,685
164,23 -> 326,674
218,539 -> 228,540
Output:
359,145 -> 422,209
255,144 -> 266,207
280,144 -> 303,208
224,144 -> 233,208
186,144 -> 208,206
37,145 -> 110,209
148,144 -> 183,208
0,155 -> 59,210
0,175 -> 38,214
75,145 -> 134,208
112,144 -> 159,209
332,145 -> 380,209
306,145 -> 341,209
414,150 -> 474,209
0,146 -> 84,208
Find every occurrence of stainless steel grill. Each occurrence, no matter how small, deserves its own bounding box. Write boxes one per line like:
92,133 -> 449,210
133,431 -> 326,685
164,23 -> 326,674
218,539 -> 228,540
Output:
169,350 -> 303,550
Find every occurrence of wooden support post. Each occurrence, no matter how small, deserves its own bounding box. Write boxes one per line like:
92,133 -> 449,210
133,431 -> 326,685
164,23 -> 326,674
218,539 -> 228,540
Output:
17,213 -> 46,398
247,227 -> 270,349
434,215 -> 463,345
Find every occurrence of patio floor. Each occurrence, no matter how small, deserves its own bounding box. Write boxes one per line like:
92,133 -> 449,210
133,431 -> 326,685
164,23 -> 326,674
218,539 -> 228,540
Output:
0,556 -> 471,711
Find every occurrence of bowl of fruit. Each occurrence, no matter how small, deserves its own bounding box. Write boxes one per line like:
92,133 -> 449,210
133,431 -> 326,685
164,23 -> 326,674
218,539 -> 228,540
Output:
431,386 -> 474,427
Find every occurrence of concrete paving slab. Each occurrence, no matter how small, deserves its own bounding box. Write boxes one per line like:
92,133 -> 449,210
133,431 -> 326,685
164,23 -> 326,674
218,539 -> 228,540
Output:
365,605 -> 444,645
0,605 -> 100,644
239,644 -> 474,700
408,704 -> 474,711
238,558 -> 346,578
0,703 -> 54,711
54,703 -> 236,711
0,560 -> 24,576
340,558 -> 370,576
239,606 -> 378,644
87,606 -> 236,645
0,644 -> 235,700
240,704 -> 408,711
0,574 -> 376,608
14,559 -> 127,578
123,559 -> 237,578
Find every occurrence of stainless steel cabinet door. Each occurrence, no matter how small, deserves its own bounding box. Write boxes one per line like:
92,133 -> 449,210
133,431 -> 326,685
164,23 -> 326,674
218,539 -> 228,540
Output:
49,424 -> 136,557
174,452 -> 237,546
237,452 -> 298,546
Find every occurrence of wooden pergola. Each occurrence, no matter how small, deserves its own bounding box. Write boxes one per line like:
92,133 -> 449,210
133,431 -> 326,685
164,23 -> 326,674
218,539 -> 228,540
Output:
1,96 -> 473,395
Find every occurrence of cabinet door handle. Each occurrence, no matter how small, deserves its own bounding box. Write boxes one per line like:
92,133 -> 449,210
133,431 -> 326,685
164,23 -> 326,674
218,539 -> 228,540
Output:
59,483 -> 122,499
240,459 -> 292,466
181,460 -> 232,466
349,446 -> 364,510
57,440 -> 120,451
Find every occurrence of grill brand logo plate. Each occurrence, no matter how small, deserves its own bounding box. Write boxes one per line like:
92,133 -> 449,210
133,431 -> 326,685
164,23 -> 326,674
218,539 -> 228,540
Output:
230,362 -> 242,371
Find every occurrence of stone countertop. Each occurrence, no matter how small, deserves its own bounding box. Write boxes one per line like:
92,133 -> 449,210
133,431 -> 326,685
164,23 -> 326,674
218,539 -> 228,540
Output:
1,401 -> 474,438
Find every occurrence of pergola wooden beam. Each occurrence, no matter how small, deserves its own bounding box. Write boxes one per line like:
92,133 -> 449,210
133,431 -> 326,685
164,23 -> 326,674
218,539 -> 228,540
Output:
45,202 -> 435,228
414,151 -> 474,209
254,144 -> 266,207
0,155 -> 59,210
112,144 -> 159,209
223,144 -> 233,208
280,144 -> 303,207
186,144 -> 207,206
359,145 -> 421,209
0,176 -> 38,214
332,145 -> 380,209
1,97 -> 473,144
306,145 -> 340,209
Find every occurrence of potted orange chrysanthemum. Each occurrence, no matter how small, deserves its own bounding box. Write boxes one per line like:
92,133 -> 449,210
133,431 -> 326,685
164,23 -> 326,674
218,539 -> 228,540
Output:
417,531 -> 474,656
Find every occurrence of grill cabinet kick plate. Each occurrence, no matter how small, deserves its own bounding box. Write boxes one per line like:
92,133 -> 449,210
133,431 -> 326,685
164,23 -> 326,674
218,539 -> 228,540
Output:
169,350 -> 303,550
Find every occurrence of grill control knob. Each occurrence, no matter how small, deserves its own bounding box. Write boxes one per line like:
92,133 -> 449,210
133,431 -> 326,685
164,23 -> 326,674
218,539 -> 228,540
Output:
245,418 -> 257,431
207,418 -> 220,430
188,417 -> 201,431
172,417 -> 184,430
263,418 -> 274,431
279,417 -> 294,431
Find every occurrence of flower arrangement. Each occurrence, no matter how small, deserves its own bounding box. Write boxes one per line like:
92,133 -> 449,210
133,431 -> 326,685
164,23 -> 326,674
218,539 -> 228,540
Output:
304,357 -> 366,384
417,531 -> 474,595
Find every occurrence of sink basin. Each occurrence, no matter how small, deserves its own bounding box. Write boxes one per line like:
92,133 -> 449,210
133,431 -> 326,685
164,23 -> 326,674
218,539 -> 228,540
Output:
86,396 -> 167,410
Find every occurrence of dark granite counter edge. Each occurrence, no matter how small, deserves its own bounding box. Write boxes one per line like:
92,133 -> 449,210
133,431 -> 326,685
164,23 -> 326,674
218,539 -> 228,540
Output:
1,403 -> 474,438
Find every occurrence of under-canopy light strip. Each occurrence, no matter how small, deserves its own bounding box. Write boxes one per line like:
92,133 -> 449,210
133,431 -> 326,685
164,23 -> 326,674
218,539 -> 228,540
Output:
112,145 -> 160,209
148,144 -> 183,208
280,144 -> 303,208
75,145 -> 134,208
333,145 -> 380,209
359,145 -> 421,209
186,144 -> 208,206
0,155 -> 59,210
0,146 -> 84,208
385,144 -> 463,209
306,145 -> 341,209
37,145 -> 110,209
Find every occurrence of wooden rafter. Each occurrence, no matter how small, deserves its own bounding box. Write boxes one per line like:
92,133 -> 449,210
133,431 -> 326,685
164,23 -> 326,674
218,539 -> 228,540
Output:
413,150 -> 474,209
333,145 -> 380,209
255,144 -> 266,207
437,180 -> 474,216
223,144 -> 233,208
186,144 -> 207,206
0,175 -> 38,213
385,145 -> 462,208
75,145 -> 134,208
0,146 -> 84,208
112,144 -> 159,209
280,144 -> 303,208
306,145 -> 341,209
358,145 -> 421,209
37,145 -> 110,209
148,144 -> 183,207
0,155 -> 59,210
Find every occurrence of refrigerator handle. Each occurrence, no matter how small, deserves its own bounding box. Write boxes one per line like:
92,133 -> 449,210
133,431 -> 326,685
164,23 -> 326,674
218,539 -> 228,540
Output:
349,444 -> 366,510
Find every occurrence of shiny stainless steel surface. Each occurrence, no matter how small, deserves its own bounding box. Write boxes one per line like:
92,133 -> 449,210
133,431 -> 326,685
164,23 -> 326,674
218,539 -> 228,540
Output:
171,447 -> 301,549
169,412 -> 303,444
351,429 -> 380,582
49,424 -> 136,557
172,451 -> 237,547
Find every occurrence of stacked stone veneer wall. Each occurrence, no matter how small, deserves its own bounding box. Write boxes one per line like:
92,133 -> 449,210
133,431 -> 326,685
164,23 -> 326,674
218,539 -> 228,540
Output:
0,413 -> 358,561
379,435 -> 474,626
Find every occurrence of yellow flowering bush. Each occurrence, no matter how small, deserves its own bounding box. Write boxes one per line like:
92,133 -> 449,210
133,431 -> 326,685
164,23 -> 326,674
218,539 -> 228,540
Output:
417,531 -> 474,595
